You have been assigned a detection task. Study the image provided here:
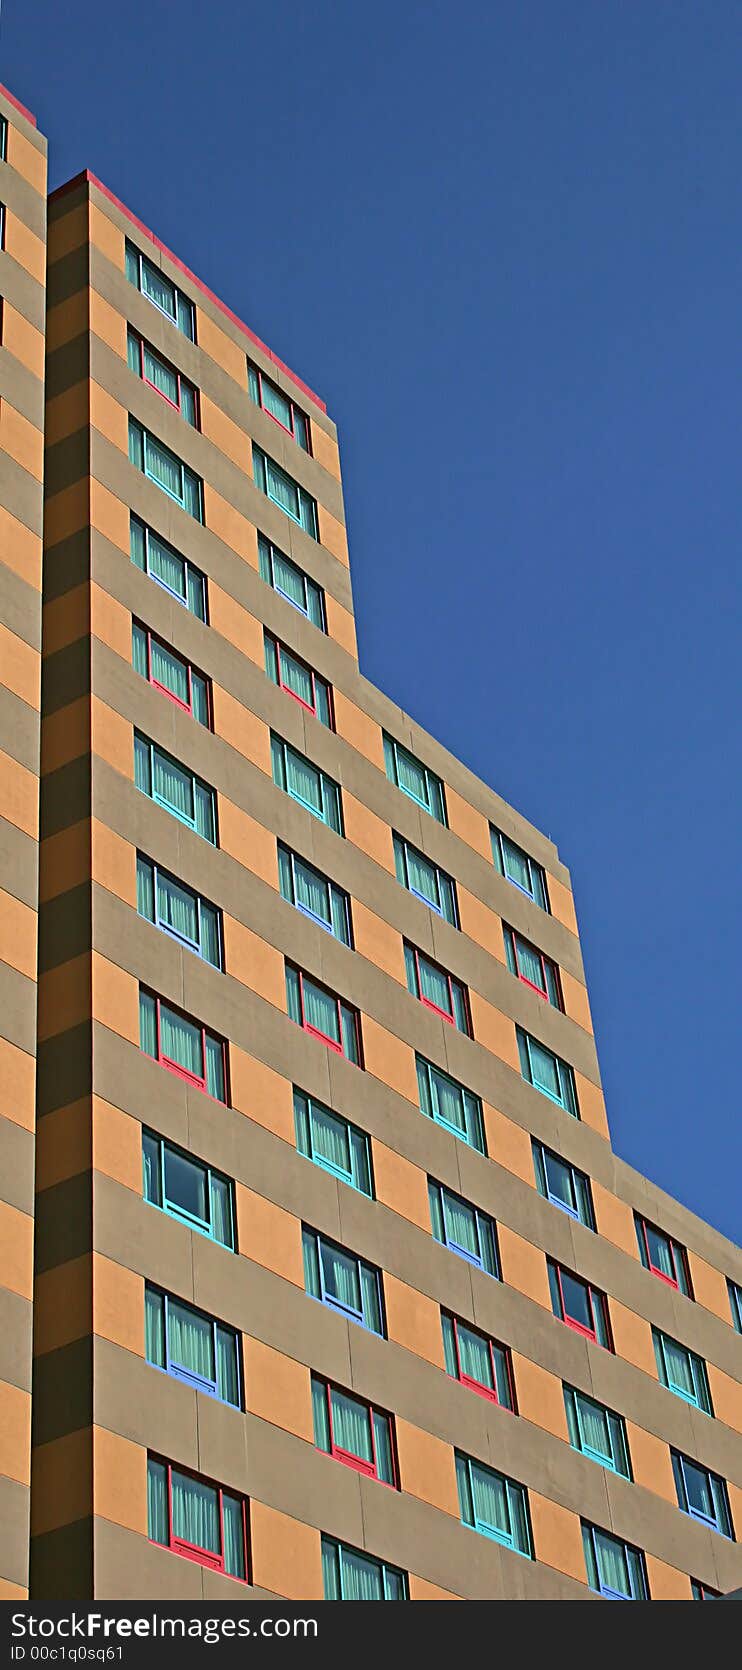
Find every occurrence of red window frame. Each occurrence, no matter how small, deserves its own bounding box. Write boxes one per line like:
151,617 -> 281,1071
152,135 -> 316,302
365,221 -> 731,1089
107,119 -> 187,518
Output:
293,968 -> 362,1062
136,622 -> 211,724
504,926 -> 563,1007
448,1314 -> 516,1409
151,1457 -> 249,1582
150,992 -> 227,1100
322,1381 -> 397,1487
250,362 -> 311,451
555,1264 -> 611,1346
637,1216 -> 691,1293
131,331 -> 200,425
266,633 -> 333,725
406,943 -> 471,1033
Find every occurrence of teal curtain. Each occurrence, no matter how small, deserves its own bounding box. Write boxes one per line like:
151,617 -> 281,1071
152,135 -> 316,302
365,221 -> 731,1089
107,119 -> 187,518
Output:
516,939 -> 544,989
141,257 -> 176,317
312,1376 -> 331,1451
311,1103 -> 351,1177
136,857 -> 155,922
340,1005 -> 358,1063
359,1264 -> 381,1333
457,1324 -> 492,1388
271,735 -> 287,791
222,1495 -> 245,1578
265,456 -> 300,519
443,1193 -> 478,1258
431,1070 -> 465,1134
168,1298 -> 214,1382
578,1395 -> 610,1462
209,1174 -> 232,1247
286,749 -> 322,815
187,567 -> 206,619
191,672 -> 209,725
158,872 -> 198,945
139,991 -> 157,1057
663,1337 -> 695,1400
153,749 -> 194,822
372,1413 -> 394,1483
142,1132 -> 161,1204
286,965 -> 302,1024
502,837 -> 531,892
194,782 -> 215,842
303,978 -> 339,1043
183,469 -> 202,521
595,1530 -> 630,1596
171,1469 -> 220,1554
143,344 -> 178,404
322,1539 -> 340,1599
294,857 -> 330,924
160,1004 -> 202,1076
544,1152 -> 574,1212
205,1036 -> 225,1101
262,379 -> 293,430
145,432 -> 182,500
456,1454 -> 474,1525
298,489 -> 317,538
274,550 -> 305,609
128,419 -> 144,471
147,1458 -> 168,1543
331,1389 -> 372,1462
428,1183 -> 445,1242
418,955 -> 450,1014
471,1462 -> 508,1540
407,848 -> 438,906
396,746 -> 427,805
150,531 -> 186,599
322,1244 -> 361,1314
339,1547 -> 383,1600
302,1229 -> 322,1299
125,244 -> 139,286
134,734 -> 152,795
330,886 -> 348,942
529,1039 -> 561,1100
441,1313 -> 458,1377
144,1287 -> 165,1367
215,1326 -> 239,1403
646,1227 -> 674,1280
151,638 -> 189,704
350,1129 -> 371,1195
180,382 -> 197,427
314,681 -> 331,726
294,1091 -> 311,1157
132,624 -> 149,678
200,903 -> 220,967
130,516 -> 146,570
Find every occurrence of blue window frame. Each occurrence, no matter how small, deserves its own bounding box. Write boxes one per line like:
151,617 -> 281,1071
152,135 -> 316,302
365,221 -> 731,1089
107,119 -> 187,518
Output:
383,734 -> 446,824
635,1214 -> 691,1295
491,827 -> 549,910
131,515 -> 207,619
142,1129 -> 235,1249
302,1226 -> 384,1335
134,730 -> 217,843
294,1089 -> 372,1196
429,1180 -> 499,1277
582,1522 -> 648,1599
258,534 -> 325,630
248,362 -> 311,452
145,1284 -> 240,1406
653,1329 -> 712,1414
416,1055 -> 485,1152
532,1140 -> 593,1227
321,1536 -> 407,1600
270,733 -> 342,833
278,844 -> 351,943
393,833 -> 457,925
253,445 -> 317,538
128,418 -> 203,520
125,239 -> 195,339
517,1027 -> 578,1117
729,1279 -> 742,1334
564,1386 -> 631,1477
136,853 -> 222,968
265,631 -> 333,727
672,1452 -> 733,1537
455,1453 -> 532,1556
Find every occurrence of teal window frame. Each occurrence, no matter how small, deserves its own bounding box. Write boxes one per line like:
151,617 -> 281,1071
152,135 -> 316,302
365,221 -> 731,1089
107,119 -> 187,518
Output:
455,1452 -> 532,1556
517,1026 -> 578,1117
145,1283 -> 241,1407
142,1128 -> 235,1249
532,1139 -> 593,1226
278,843 -> 351,943
128,417 -> 203,521
253,444 -> 318,538
383,734 -> 446,824
271,733 -> 342,833
136,853 -> 222,968
393,833 -> 458,925
416,1055 -> 485,1152
294,1089 -> 372,1196
491,827 -> 549,911
582,1521 -> 648,1599
429,1180 -> 499,1277
564,1385 -> 631,1477
258,534 -> 325,629
302,1226 -> 384,1336
130,515 -> 207,620
321,1535 -> 407,1600
653,1329 -> 712,1414
125,239 -> 195,339
134,730 -> 217,844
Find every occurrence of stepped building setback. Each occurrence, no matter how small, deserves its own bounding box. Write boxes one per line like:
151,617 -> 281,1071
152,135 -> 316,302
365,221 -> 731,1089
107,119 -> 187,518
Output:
0,81 -> 740,1601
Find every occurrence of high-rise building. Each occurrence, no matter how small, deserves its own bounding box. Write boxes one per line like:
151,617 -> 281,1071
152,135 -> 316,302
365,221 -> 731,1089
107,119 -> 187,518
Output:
0,81 -> 740,1603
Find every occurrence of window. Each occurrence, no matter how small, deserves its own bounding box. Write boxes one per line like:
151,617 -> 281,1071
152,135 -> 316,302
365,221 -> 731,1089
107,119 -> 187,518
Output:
729,1279 -> 742,1333
691,1580 -> 721,1600
0,203 -> 5,250
455,1453 -> 532,1556
565,1387 -> 631,1477
582,1522 -> 648,1600
429,1180 -> 499,1277
0,117 -> 6,162
132,623 -> 210,724
517,1027 -> 578,1117
128,418 -> 203,520
294,1089 -> 372,1196
491,828 -> 549,910
672,1452 -> 733,1537
635,1215 -> 691,1295
504,927 -> 562,1008
383,735 -> 446,824
442,1312 -> 514,1408
145,1285 -> 240,1407
548,1260 -> 612,1348
302,1226 -> 384,1335
131,516 -> 207,620
136,854 -> 221,968
393,834 -> 458,925
278,845 -> 351,944
253,445 -> 317,538
271,733 -> 342,833
126,240 -> 195,339
404,944 -> 470,1033
127,329 -> 199,426
134,731 -> 217,843
286,964 -> 361,1064
139,988 -> 226,1102
248,361 -> 310,451
258,534 -> 325,629
264,632 -> 333,727
142,1129 -> 235,1248
312,1377 -> 396,1485
321,1536 -> 407,1600
147,1456 -> 247,1580
653,1329 -> 712,1414
416,1055 -> 485,1152
532,1140 -> 593,1227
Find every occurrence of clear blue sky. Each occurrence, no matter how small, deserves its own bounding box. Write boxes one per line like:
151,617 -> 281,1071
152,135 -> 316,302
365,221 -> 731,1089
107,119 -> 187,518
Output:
5,3 -> 740,1241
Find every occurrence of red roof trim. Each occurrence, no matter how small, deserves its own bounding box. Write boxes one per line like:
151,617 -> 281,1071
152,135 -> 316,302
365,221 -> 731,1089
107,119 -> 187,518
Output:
48,169 -> 326,414
0,83 -> 37,128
